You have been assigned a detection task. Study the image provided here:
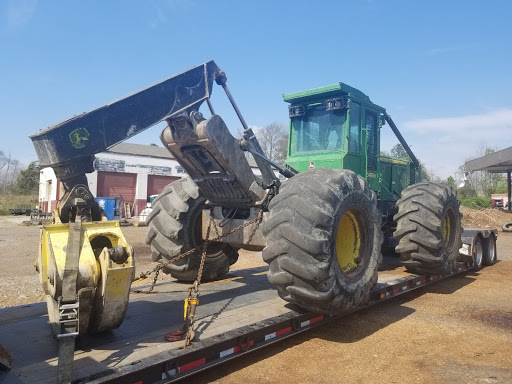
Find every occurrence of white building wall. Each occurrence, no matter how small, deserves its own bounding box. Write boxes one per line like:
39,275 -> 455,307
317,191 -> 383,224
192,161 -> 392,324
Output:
39,167 -> 58,201
96,152 -> 185,177
86,171 -> 98,196
38,149 -> 187,214
135,173 -> 148,201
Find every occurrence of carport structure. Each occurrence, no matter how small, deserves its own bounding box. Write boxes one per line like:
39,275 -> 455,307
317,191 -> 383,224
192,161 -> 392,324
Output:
464,146 -> 512,212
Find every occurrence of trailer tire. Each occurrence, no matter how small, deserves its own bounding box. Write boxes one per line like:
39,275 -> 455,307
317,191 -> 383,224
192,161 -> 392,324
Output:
472,236 -> 484,271
262,168 -> 381,315
502,222 -> 512,233
394,182 -> 462,275
483,234 -> 497,266
145,178 -> 238,281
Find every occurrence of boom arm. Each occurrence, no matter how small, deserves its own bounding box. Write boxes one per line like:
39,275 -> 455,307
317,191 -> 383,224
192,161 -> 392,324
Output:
30,61 -> 222,180
384,113 -> 420,184
384,114 -> 419,168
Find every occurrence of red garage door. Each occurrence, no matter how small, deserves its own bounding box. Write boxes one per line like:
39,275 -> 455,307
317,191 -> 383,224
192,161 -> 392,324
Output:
97,172 -> 136,217
147,175 -> 180,196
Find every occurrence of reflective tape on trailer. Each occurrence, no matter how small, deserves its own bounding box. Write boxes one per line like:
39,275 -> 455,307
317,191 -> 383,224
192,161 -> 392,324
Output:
219,340 -> 255,358
265,326 -> 292,341
300,315 -> 323,328
164,357 -> 207,377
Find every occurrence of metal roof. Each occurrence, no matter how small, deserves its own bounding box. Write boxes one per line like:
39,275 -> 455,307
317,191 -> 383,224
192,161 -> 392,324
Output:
464,146 -> 512,173
106,142 -> 174,159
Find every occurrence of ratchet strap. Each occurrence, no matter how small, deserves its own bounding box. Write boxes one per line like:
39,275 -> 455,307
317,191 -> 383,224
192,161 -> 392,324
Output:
57,221 -> 82,384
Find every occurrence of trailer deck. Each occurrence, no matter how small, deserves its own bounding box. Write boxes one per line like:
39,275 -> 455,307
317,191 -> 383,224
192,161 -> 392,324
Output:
0,261 -> 474,384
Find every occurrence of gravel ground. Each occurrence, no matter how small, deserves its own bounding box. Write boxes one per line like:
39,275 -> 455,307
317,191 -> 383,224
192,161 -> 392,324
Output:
0,213 -> 511,383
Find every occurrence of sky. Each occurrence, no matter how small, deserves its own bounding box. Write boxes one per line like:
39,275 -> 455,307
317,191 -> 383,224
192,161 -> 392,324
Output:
1,0 -> 512,180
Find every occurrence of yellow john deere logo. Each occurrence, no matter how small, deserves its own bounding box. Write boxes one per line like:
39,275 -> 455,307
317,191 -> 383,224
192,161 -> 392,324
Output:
69,128 -> 90,149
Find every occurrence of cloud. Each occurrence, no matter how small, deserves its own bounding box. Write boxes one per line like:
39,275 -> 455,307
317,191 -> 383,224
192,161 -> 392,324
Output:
148,0 -> 194,29
403,108 -> 512,139
149,1 -> 167,29
422,47 -> 462,57
389,109 -> 512,179
6,0 -> 37,30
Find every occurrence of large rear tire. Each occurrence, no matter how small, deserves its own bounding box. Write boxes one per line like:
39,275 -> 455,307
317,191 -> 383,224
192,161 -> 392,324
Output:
394,182 -> 462,275
145,178 -> 238,281
262,169 -> 381,315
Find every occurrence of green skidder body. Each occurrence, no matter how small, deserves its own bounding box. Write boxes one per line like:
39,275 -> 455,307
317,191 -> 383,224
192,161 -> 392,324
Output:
283,82 -> 420,204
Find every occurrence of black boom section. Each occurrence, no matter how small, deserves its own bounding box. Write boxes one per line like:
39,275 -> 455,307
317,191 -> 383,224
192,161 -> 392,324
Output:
30,61 -> 221,168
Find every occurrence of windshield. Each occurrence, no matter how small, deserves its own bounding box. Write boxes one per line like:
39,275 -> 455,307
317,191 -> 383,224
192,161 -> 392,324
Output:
292,108 -> 346,154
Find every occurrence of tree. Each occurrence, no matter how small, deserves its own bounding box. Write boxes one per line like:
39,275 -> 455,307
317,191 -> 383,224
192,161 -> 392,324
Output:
0,152 -> 21,193
253,122 -> 288,166
390,143 -> 410,161
446,176 -> 456,188
387,144 -> 436,181
16,161 -> 41,195
0,150 -> 7,170
463,146 -> 504,197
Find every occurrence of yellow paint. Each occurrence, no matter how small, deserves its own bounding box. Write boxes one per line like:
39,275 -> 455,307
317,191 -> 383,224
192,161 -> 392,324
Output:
252,271 -> 269,276
380,156 -> 408,165
335,210 -> 361,273
184,298 -> 199,320
442,214 -> 451,246
39,220 -> 135,334
207,275 -> 245,284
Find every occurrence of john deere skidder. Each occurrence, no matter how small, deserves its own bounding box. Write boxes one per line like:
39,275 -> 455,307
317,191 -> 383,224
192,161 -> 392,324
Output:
30,61 -> 462,334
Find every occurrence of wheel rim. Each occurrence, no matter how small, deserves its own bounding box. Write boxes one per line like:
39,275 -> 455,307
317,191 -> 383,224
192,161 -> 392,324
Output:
335,209 -> 365,275
474,239 -> 483,267
442,208 -> 457,251
488,237 -> 496,262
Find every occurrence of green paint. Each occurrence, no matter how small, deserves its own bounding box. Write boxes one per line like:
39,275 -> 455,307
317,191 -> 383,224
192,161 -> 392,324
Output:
283,82 -> 420,203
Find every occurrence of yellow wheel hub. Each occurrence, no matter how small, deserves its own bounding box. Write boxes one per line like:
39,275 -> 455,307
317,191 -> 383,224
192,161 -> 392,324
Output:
442,211 -> 453,247
335,210 -> 361,273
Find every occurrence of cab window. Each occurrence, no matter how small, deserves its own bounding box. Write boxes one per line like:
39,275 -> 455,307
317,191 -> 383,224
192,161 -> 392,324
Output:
292,107 -> 346,154
348,102 -> 360,153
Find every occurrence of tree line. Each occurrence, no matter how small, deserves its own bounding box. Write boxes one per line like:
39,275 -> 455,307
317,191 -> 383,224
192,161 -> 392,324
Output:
0,150 -> 40,195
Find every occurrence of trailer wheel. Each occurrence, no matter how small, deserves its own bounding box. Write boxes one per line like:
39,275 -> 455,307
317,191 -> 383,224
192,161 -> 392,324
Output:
483,234 -> 497,266
146,178 -> 238,281
394,182 -> 462,275
262,169 -> 381,315
472,236 -> 483,271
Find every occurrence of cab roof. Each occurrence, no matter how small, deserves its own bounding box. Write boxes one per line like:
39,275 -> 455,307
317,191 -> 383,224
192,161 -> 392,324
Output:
283,82 -> 386,113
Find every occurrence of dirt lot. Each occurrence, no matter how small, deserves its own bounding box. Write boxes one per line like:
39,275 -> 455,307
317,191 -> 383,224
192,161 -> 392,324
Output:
1,210 -> 511,383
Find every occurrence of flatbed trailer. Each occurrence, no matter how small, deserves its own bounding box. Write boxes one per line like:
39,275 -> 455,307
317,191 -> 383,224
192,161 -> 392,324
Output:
0,228 -> 497,384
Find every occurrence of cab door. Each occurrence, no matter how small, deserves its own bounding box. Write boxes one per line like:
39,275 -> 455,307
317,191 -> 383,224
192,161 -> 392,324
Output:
364,108 -> 380,191
344,101 -> 363,175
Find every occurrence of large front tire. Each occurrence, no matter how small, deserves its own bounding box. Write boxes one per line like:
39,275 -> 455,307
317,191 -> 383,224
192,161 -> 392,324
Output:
262,169 -> 381,315
394,182 -> 462,275
145,178 -> 238,281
